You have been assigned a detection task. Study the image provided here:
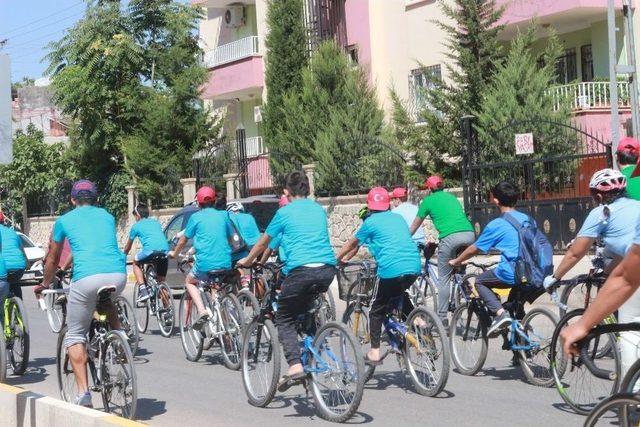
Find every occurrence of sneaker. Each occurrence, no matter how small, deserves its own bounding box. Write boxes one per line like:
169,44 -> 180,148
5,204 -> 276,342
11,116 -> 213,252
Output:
487,311 -> 512,338
54,294 -> 67,306
136,285 -> 151,303
192,312 -> 210,331
74,391 -> 93,408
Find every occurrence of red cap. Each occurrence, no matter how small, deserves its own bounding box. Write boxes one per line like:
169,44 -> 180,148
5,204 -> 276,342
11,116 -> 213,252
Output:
618,136 -> 640,154
389,187 -> 407,199
367,187 -> 391,211
632,159 -> 640,178
196,186 -> 216,205
0,211 -> 4,223
424,175 -> 444,191
278,195 -> 290,208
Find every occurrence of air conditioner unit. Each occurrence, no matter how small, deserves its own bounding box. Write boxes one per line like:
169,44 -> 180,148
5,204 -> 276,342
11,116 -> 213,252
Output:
254,105 -> 262,123
224,5 -> 245,28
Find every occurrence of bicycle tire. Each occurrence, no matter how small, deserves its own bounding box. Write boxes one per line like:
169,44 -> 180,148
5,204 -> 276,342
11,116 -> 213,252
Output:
404,307 -> 450,396
550,309 -> 620,415
237,288 -> 260,328
421,275 -> 438,313
342,302 -> 370,346
7,296 -> 30,375
309,321 -> 365,423
324,289 -> 337,321
584,393 -> 640,427
132,285 -> 149,334
56,326 -> 76,402
449,302 -> 488,376
620,357 -> 640,393
46,292 -> 66,333
409,275 -> 437,313
0,328 -> 6,383
178,292 -> 203,362
155,284 -> 175,338
219,293 -> 244,371
454,274 -> 478,309
241,318 -> 281,407
100,330 -> 138,419
114,296 -> 139,356
516,307 -> 558,387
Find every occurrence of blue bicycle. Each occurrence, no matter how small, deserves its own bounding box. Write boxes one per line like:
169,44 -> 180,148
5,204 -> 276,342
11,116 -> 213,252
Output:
241,265 -> 365,423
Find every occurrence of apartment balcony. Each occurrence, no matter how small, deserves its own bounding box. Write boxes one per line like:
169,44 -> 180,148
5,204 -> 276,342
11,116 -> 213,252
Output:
237,136 -> 267,158
203,36 -> 260,68
549,81 -> 631,111
191,0 -> 255,7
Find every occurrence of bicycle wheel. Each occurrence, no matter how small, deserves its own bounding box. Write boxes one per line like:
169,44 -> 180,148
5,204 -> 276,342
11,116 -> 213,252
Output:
550,309 -> 620,415
414,275 -> 438,313
620,358 -> 640,393
560,281 -> 599,317
516,307 -> 557,387
309,321 -> 365,423
449,302 -> 488,375
237,288 -> 260,328
241,318 -> 281,407
7,296 -> 30,375
0,329 -> 6,383
342,302 -> 370,346
101,330 -> 137,420
56,326 -> 76,402
454,274 -> 478,308
132,285 -> 149,334
178,292 -> 203,362
114,296 -> 139,356
155,284 -> 175,338
219,293 -> 244,370
404,307 -> 450,396
584,393 -> 640,427
46,292 -> 66,333
323,290 -> 337,322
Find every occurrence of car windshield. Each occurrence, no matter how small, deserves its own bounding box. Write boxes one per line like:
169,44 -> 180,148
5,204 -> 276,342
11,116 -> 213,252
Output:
19,234 -> 35,248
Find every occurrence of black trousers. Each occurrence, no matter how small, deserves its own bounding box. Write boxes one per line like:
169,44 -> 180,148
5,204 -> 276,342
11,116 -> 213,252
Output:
7,269 -> 24,300
369,275 -> 417,348
475,269 -> 512,314
275,265 -> 337,366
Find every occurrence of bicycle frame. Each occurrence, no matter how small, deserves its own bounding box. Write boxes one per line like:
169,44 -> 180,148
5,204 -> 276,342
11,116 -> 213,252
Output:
3,298 -> 22,338
509,318 -> 539,352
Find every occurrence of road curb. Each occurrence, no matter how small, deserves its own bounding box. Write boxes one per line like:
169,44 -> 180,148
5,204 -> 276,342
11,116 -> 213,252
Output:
0,382 -> 146,426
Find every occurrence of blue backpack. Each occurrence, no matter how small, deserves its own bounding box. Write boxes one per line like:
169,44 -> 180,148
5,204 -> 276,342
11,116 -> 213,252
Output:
502,213 -> 554,288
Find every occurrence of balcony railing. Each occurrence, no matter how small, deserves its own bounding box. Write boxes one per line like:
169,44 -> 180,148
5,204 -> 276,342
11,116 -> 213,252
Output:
243,136 -> 266,158
203,36 -> 260,69
549,81 -> 631,111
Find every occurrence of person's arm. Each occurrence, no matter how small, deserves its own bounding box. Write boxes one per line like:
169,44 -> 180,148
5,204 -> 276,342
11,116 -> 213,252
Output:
449,244 -> 480,267
123,238 -> 134,255
259,247 -> 274,264
409,217 -> 424,236
561,244 -> 640,357
336,237 -> 359,262
238,234 -> 271,266
60,253 -> 73,272
552,236 -> 594,280
43,239 -> 62,287
170,235 -> 188,258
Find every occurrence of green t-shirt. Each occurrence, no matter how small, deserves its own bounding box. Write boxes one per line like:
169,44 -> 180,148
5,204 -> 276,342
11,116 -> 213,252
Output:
622,165 -> 640,201
417,190 -> 474,239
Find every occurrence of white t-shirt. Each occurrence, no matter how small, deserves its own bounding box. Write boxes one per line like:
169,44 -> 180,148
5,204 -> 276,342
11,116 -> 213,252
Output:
392,202 -> 425,244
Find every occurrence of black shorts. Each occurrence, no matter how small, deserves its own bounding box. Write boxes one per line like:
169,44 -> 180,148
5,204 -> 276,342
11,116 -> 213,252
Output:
137,252 -> 169,277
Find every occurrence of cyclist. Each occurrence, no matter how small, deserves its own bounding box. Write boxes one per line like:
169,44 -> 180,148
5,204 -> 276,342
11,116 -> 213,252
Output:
543,169 -> 639,291
169,186 -> 234,330
123,203 -> 170,303
237,171 -> 336,391
409,175 -> 475,325
40,180 -> 126,408
259,195 -> 289,264
618,136 -> 640,200
390,187 -> 425,245
0,211 -> 27,299
336,187 -> 422,366
449,181 -> 527,337
227,201 -> 261,285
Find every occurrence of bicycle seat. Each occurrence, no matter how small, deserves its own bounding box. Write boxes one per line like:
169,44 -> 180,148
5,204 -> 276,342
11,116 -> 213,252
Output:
140,252 -> 168,264
202,269 -> 236,286
97,285 -> 117,298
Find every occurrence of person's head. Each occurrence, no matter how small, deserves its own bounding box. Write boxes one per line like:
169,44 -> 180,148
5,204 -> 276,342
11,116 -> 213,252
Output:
133,203 -> 150,220
366,187 -> 391,212
278,194 -> 290,208
491,181 -> 519,208
617,137 -> 640,167
589,168 -> 627,205
284,171 -> 310,200
196,186 -> 216,209
70,180 -> 98,207
423,175 -> 444,194
389,187 -> 408,208
226,201 -> 244,214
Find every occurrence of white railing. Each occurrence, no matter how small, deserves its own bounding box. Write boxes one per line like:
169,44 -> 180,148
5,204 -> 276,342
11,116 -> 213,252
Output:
234,136 -> 267,158
203,36 -> 260,68
549,81 -> 631,111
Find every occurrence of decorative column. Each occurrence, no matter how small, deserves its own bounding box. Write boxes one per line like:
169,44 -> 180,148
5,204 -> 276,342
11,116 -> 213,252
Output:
302,163 -> 316,199
125,185 -> 137,224
180,178 -> 197,206
224,173 -> 238,201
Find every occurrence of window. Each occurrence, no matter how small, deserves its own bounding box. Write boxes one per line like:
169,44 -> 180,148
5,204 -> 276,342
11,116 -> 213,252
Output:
346,44 -> 359,64
409,65 -> 442,120
581,45 -> 594,82
555,48 -> 577,84
164,214 -> 184,244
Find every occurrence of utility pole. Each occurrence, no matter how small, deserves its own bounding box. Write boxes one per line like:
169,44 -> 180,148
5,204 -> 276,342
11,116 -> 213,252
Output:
608,0 -> 620,163
622,0 -> 640,140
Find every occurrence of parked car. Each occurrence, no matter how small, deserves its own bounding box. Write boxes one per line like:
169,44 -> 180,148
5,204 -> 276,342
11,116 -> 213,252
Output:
163,194 -> 280,289
17,232 -> 46,283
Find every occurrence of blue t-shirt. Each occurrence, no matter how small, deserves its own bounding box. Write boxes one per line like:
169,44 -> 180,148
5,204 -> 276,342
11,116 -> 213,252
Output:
392,202 -> 425,244
268,232 -> 287,262
355,210 -> 421,279
474,210 -> 530,285
230,212 -> 261,247
265,198 -> 336,275
184,208 -> 234,272
0,225 -> 26,271
52,206 -> 126,281
129,217 -> 170,253
634,217 -> 640,246
578,197 -> 640,258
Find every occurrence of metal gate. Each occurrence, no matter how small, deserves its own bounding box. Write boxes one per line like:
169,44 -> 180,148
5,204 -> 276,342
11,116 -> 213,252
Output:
461,117 -> 613,251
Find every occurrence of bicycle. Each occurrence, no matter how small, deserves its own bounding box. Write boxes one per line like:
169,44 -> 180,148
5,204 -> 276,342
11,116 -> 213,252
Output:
338,260 -> 377,346
450,283 -> 559,386
57,285 -> 137,419
241,263 -> 365,423
178,259 -> 245,369
40,269 -> 71,333
132,253 -> 175,338
3,289 -> 30,376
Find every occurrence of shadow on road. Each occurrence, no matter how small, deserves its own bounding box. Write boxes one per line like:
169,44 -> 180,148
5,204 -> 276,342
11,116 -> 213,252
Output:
365,370 -> 455,399
273,394 -> 374,424
135,397 -> 168,421
6,357 -> 55,385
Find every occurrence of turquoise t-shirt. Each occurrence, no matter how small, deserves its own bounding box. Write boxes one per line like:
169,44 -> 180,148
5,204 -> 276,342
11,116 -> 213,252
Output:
0,225 -> 26,271
230,212 -> 261,247
129,217 -> 170,253
52,206 -> 126,281
474,210 -> 530,285
265,198 -> 336,275
184,208 -> 234,272
355,210 -> 421,279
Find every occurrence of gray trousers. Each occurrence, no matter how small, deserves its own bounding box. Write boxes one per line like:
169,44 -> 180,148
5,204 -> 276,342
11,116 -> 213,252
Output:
436,231 -> 476,320
64,273 -> 126,348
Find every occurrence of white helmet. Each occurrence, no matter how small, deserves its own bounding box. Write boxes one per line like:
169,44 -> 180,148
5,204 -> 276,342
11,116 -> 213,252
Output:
226,201 -> 244,213
589,168 -> 627,193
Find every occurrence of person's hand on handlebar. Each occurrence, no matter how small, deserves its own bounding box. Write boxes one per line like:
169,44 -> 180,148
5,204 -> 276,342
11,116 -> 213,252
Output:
236,257 -> 252,268
543,275 -> 558,293
560,321 -> 590,358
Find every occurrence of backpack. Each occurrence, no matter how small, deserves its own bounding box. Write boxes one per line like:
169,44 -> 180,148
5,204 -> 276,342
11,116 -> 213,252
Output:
502,213 -> 554,288
227,213 -> 248,255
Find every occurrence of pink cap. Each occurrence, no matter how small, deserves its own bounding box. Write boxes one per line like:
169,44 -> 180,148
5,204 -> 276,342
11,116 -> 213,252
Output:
389,187 -> 407,199
367,187 -> 391,211
278,195 -> 290,208
618,136 -> 640,154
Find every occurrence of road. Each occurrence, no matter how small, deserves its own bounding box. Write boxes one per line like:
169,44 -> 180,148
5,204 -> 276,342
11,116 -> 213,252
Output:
8,279 -> 587,427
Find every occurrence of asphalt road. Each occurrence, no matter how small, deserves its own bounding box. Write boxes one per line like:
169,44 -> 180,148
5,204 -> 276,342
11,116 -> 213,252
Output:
7,278 -> 589,427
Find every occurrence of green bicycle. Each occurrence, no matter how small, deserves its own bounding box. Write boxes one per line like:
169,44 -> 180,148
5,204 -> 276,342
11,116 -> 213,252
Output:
3,291 -> 30,377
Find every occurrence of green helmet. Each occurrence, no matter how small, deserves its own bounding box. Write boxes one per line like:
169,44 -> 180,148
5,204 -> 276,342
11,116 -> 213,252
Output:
358,206 -> 370,221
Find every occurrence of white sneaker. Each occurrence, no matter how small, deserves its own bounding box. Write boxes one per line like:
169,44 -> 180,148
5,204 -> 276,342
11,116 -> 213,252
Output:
137,285 -> 151,303
74,391 -> 93,408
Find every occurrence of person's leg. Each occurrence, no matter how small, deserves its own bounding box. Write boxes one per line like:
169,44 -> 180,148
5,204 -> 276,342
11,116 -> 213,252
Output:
367,278 -> 401,361
618,289 -> 640,381
474,270 -> 513,336
103,274 -> 127,331
436,232 -> 475,323
0,280 -> 9,326
155,257 -> 170,306
7,270 -> 23,300
275,268 -> 309,376
185,270 -> 208,327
